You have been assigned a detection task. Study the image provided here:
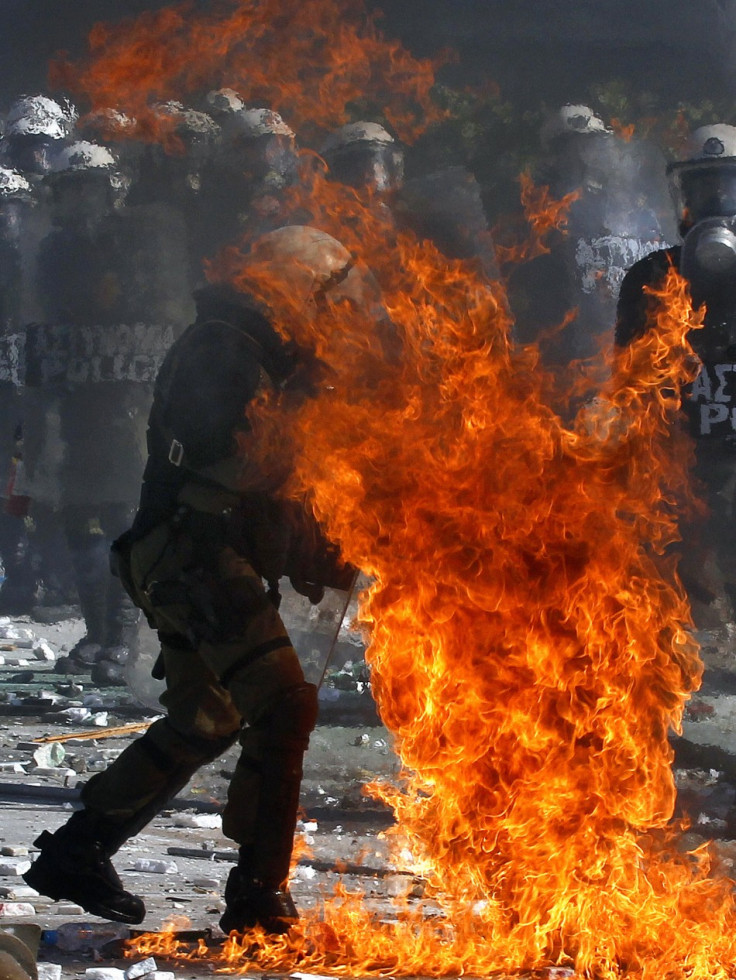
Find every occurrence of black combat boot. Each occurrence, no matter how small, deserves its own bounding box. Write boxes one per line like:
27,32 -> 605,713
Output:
22,810 -> 145,924
219,845 -> 298,936
54,534 -> 109,674
219,683 -> 318,936
90,581 -> 141,687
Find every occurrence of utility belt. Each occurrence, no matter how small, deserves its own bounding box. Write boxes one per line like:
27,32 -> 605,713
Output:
111,480 -> 355,623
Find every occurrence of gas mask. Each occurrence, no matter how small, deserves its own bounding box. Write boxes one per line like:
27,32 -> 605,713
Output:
668,128 -> 736,305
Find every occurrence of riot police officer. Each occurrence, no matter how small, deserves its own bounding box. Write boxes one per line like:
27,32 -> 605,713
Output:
616,123 -> 736,620
510,103 -> 676,359
23,226 -> 360,935
26,138 -> 192,683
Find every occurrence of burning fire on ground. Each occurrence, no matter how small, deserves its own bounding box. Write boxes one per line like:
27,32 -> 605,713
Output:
55,0 -> 736,975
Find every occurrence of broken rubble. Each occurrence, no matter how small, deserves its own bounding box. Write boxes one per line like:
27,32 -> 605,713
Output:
123,957 -> 157,979
0,859 -> 32,876
32,743 -> 66,769
131,859 -> 178,874
37,965 -> 62,980
84,969 -> 126,980
0,902 -> 35,915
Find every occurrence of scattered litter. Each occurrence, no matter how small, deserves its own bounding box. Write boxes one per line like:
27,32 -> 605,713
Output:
124,957 -> 158,979
291,973 -> 338,980
32,743 -> 66,769
52,708 -> 92,723
0,626 -> 35,645
49,921 -> 130,952
32,641 -> 56,662
54,903 -> 85,916
132,858 -> 178,874
0,860 -> 31,876
29,767 -> 77,779
0,902 -> 35,915
171,813 -> 220,829
0,886 -> 37,900
37,965 -> 62,980
191,877 -> 219,891
384,873 -> 425,898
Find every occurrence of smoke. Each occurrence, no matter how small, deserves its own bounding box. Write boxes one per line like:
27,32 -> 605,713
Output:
1,0 -> 736,112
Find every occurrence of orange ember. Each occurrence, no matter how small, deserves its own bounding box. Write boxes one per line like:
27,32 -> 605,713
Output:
64,1 -> 736,976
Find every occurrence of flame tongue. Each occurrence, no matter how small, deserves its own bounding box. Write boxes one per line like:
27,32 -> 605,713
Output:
51,0 -> 446,145
272,254 -> 731,975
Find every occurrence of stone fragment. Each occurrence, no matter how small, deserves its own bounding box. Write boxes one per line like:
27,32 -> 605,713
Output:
0,888 -> 37,900
384,873 -> 425,898
0,848 -> 29,858
0,903 -> 35,916
0,626 -> 35,642
84,970 -> 126,980
32,641 -> 56,661
29,768 -> 76,779
52,708 -> 91,723
0,860 -> 31,877
124,957 -> 157,979
191,877 -> 219,890
171,813 -> 221,829
32,744 -> 66,769
37,965 -> 62,980
132,859 -> 178,874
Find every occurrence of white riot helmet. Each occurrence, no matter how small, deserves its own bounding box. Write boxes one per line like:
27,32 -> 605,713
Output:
540,103 -> 610,146
668,124 -> 736,226
204,88 -> 247,118
5,95 -> 76,140
49,140 -> 117,175
1,95 -> 77,175
320,121 -> 404,192
0,167 -> 32,202
45,140 -> 128,213
217,106 -> 298,187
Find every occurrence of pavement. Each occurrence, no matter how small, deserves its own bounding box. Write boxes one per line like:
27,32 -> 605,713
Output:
2,614 -> 736,978
0,613 -> 401,979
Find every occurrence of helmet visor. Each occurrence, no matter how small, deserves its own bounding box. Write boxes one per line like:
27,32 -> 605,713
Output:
669,159 -> 736,223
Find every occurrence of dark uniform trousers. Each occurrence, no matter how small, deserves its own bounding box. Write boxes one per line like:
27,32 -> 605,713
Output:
80,498 -> 318,877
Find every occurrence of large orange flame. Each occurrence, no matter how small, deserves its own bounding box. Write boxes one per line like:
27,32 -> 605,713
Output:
60,1 -> 736,975
50,0 -> 446,146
